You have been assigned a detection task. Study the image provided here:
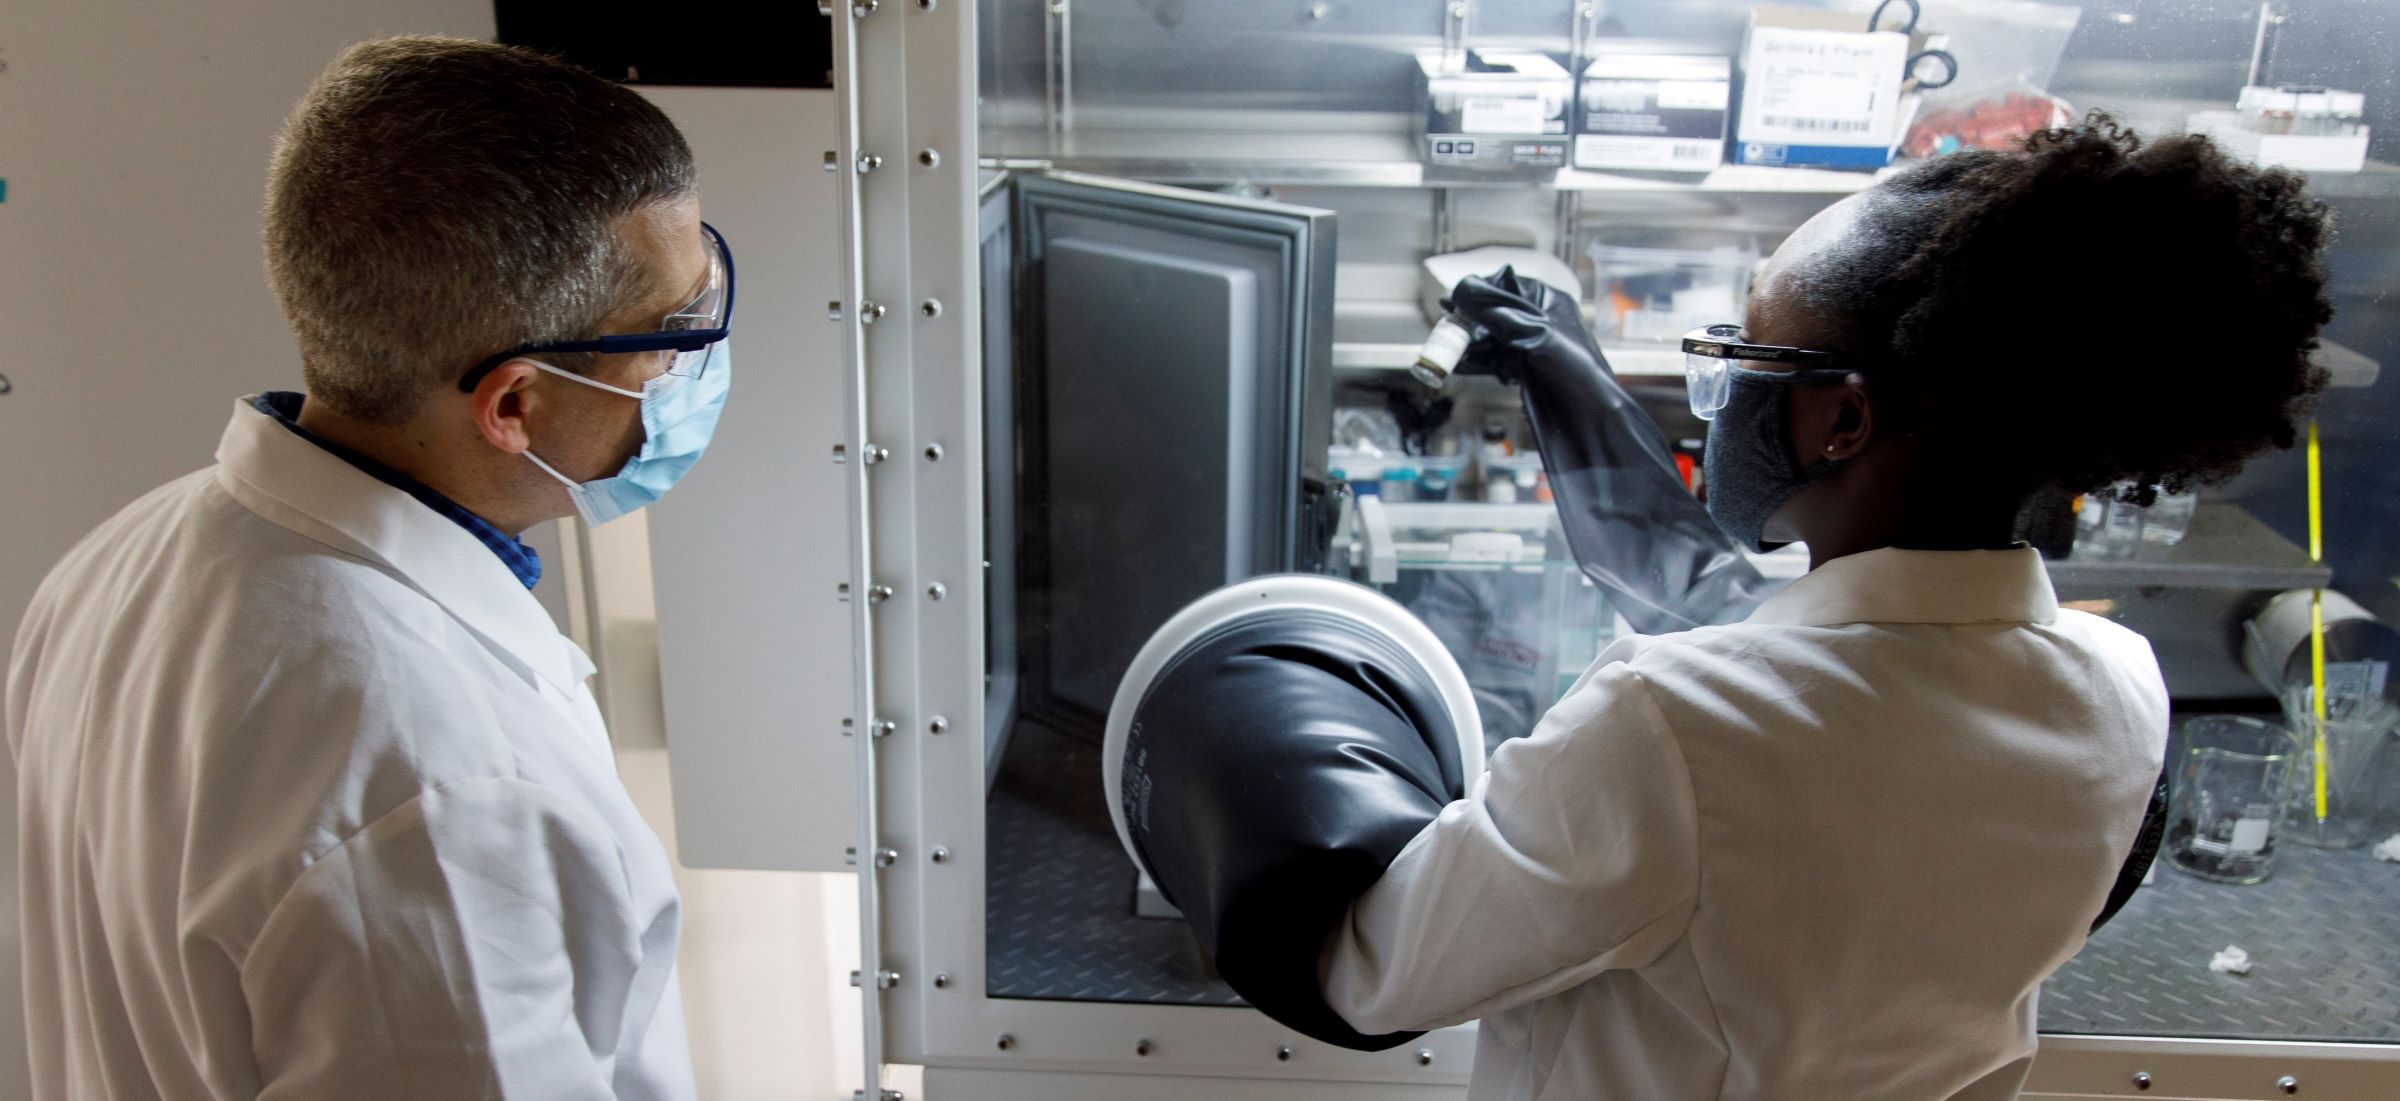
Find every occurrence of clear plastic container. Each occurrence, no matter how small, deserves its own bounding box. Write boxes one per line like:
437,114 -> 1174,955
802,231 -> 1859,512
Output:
1327,445 -> 1391,500
2073,492 -> 2145,560
1349,496 -> 1615,751
1334,406 -> 1404,453
1480,451 -> 1546,503
2074,485 -> 2194,555
2142,487 -> 2198,546
1416,455 -> 1468,502
1585,225 -> 1760,343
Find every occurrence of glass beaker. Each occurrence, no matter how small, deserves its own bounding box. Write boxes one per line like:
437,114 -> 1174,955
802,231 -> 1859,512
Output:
2074,493 -> 2144,560
2166,716 -> 2297,884
2141,488 -> 2198,546
2279,689 -> 2400,850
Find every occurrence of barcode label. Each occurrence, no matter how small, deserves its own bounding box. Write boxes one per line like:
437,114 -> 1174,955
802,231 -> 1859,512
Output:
1761,115 -> 1871,133
1575,135 -> 1720,172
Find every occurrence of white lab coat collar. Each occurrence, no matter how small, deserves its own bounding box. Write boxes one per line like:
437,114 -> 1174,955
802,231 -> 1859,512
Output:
212,397 -> 579,695
1745,546 -> 2059,628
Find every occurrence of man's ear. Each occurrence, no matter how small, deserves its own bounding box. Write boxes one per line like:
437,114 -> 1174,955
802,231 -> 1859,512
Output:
470,359 -> 543,455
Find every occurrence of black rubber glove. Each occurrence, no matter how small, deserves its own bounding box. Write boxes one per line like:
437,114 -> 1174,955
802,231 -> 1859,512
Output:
1446,267 -> 1775,634
1119,608 -> 1464,1051
2091,764 -> 2170,934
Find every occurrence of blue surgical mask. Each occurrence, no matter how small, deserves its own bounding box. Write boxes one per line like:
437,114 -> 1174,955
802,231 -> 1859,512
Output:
1701,366 -> 1849,552
521,342 -> 731,526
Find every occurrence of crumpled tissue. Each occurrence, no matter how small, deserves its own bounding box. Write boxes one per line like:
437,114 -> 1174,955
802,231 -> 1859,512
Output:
2374,833 -> 2400,863
2209,945 -> 2253,976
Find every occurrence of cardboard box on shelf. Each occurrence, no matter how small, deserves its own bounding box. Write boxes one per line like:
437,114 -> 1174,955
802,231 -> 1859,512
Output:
1574,48 -> 1733,173
1416,48 -> 1575,179
1734,5 -> 1930,170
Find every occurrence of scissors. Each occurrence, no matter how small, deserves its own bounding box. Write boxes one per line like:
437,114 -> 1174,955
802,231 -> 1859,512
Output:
1870,0 -> 1960,91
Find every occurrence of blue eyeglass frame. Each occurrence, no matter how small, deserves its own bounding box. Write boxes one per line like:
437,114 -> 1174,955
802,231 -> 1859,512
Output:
457,221 -> 736,393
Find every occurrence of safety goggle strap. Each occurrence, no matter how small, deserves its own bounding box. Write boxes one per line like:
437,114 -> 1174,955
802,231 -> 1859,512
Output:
526,358 -> 647,399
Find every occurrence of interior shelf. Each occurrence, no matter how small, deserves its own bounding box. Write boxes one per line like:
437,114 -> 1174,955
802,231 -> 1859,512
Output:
1355,497 -> 2323,595
1331,298 -> 2379,390
986,125 -> 2400,198
988,126 -> 1891,193
2048,501 -> 2328,593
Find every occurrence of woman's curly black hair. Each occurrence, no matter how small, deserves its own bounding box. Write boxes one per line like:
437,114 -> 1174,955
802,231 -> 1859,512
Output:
1811,113 -> 2333,502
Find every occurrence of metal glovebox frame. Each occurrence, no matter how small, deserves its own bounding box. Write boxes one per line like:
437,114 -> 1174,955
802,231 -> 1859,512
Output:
831,2 -> 1482,1089
821,4 -> 2400,1098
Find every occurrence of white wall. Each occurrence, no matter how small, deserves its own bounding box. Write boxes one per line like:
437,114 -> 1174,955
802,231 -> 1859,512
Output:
0,5 -> 855,1097
0,0 -> 502,624
0,8 -> 498,1096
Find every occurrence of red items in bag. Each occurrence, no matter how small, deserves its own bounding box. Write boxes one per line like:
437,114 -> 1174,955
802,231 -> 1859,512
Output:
1904,86 -> 2074,157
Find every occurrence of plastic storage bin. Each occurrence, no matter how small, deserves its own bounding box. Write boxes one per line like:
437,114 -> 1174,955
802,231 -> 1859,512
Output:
1586,225 -> 1760,342
1417,455 -> 1469,501
1347,496 -> 1616,750
1480,450 -> 1547,503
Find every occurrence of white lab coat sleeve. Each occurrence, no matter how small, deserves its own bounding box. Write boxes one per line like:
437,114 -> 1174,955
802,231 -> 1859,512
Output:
1321,661 -> 1701,1035
241,776 -> 658,1100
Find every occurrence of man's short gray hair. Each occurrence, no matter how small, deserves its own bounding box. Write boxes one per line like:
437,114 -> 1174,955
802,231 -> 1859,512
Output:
265,37 -> 696,424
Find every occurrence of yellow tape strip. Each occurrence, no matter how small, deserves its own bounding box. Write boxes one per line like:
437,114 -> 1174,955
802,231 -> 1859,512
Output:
2307,420 -> 2329,823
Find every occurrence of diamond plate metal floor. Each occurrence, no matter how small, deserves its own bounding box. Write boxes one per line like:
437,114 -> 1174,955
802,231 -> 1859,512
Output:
989,718 -> 2400,1040
2042,840 -> 2400,1041
986,720 -> 1242,1005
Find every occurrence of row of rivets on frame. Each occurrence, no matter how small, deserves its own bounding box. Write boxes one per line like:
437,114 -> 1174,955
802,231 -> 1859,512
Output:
2126,1071 -> 2306,1095
977,1034 -> 1443,1069
833,14 -> 958,1026
819,0 -> 939,18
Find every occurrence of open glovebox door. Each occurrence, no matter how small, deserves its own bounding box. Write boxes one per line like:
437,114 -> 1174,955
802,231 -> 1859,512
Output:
935,168 -> 1475,1067
980,171 -> 1339,774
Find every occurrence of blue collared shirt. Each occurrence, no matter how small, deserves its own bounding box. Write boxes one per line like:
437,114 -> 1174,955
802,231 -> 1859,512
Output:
250,392 -> 543,589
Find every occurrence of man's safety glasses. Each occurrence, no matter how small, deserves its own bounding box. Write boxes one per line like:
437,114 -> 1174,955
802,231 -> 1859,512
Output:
1679,323 -> 1849,421
458,222 -> 736,392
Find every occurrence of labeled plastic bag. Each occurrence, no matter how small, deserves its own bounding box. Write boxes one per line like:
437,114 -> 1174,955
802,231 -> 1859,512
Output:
1906,0 -> 2083,106
1905,78 -> 2076,156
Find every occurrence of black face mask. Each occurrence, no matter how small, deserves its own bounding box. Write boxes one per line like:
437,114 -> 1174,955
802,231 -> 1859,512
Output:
1701,367 -> 1852,552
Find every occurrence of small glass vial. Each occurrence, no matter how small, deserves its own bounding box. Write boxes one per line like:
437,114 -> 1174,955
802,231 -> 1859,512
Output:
1413,313 -> 1475,389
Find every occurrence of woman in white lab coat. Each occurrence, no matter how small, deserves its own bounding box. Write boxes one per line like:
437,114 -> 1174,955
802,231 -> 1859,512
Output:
8,39 -> 731,1100
1313,119 -> 2335,1098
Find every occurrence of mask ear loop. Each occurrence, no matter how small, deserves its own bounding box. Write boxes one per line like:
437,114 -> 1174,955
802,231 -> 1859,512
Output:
520,446 -> 607,528
512,360 -> 625,515
521,448 -> 580,489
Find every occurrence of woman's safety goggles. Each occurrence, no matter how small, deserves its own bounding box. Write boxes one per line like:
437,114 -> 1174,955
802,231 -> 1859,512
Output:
1679,323 -> 1849,421
459,221 -> 737,392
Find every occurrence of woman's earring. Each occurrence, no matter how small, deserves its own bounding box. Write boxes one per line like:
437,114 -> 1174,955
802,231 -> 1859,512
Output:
1824,444 -> 1838,454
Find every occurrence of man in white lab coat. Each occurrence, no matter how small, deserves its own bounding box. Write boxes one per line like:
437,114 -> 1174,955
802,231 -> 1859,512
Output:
6,38 -> 732,1099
